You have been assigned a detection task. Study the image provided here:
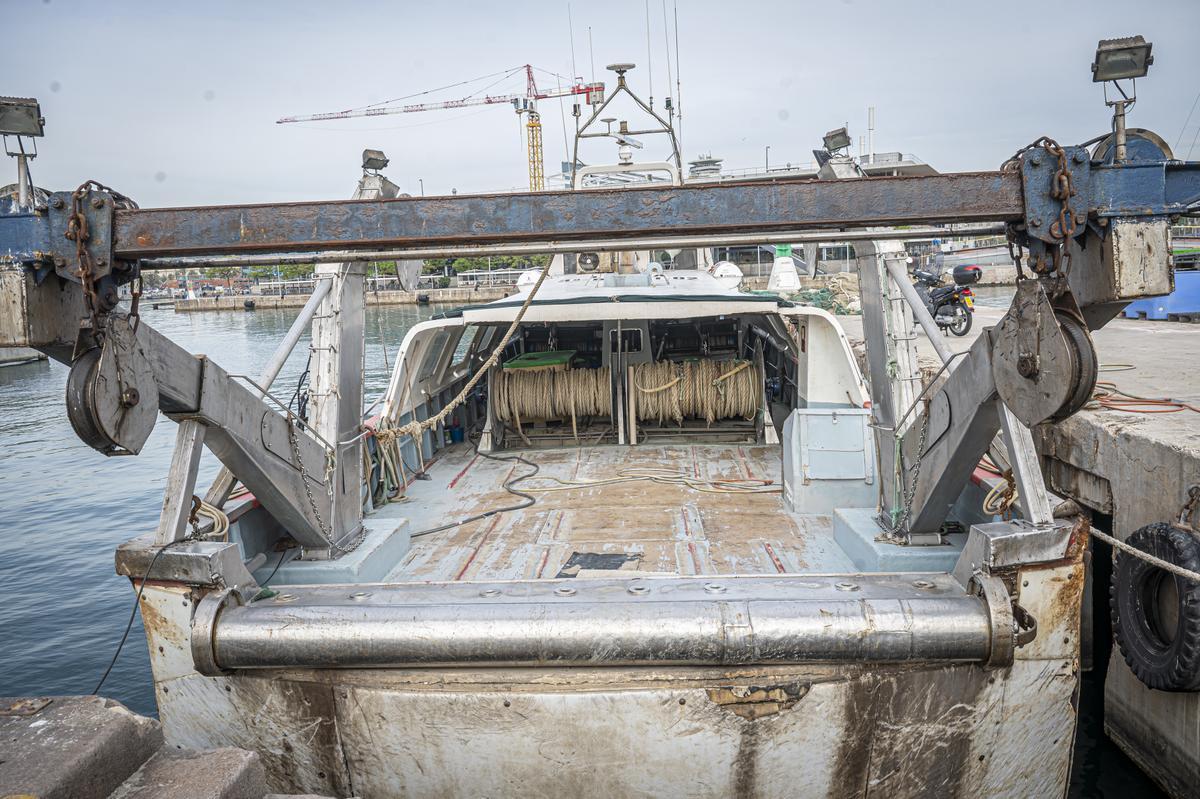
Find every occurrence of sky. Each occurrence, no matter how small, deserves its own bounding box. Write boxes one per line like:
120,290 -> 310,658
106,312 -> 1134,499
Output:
5,0 -> 1200,207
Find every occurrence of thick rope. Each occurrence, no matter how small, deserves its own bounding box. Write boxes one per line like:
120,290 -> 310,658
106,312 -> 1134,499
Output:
374,261 -> 555,456
1091,526 -> 1200,584
631,359 -> 759,425
493,367 -> 612,429
982,469 -> 1019,518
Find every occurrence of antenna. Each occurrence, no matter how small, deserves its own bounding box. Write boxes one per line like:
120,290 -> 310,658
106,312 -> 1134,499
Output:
588,27 -> 596,85
644,0 -> 654,109
661,0 -> 674,119
673,1 -> 683,155
567,4 -> 579,81
867,106 -> 875,165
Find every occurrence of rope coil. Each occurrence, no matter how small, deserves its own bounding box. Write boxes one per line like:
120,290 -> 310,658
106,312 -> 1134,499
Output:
632,359 -> 759,425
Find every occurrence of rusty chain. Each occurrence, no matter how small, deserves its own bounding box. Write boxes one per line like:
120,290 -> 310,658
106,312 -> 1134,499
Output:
286,414 -> 366,555
63,180 -> 140,337
1043,139 -> 1079,241
1002,137 -> 1080,280
1178,484 -> 1200,534
1005,227 -> 1028,282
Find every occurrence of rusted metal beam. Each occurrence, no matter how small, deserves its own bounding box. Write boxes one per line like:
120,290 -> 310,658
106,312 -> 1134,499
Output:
113,171 -> 1023,259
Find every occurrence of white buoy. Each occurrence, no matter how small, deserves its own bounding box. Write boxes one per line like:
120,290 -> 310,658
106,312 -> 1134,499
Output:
712,261 -> 743,290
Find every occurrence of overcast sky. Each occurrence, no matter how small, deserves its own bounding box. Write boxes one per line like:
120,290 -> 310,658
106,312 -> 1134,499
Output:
6,0 -> 1199,207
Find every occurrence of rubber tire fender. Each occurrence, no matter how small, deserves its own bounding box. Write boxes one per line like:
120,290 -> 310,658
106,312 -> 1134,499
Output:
1111,522 -> 1200,692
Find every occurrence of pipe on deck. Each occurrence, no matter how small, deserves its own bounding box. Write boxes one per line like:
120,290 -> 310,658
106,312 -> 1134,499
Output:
192,589 -> 997,674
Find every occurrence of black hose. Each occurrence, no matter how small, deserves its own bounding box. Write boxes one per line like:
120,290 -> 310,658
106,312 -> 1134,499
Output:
93,538 -> 189,694
409,445 -> 539,539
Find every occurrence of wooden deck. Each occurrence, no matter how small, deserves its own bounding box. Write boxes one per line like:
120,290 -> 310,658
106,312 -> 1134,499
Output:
387,442 -> 855,582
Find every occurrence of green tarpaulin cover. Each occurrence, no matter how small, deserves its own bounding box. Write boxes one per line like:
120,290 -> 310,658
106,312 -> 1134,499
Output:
503,350 -> 576,370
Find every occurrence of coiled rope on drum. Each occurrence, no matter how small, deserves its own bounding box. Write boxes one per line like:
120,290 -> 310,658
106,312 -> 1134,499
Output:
494,366 -> 612,440
370,258 -> 555,469
632,359 -> 759,425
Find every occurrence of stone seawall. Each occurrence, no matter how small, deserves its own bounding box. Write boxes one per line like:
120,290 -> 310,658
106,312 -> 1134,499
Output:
176,285 -> 515,312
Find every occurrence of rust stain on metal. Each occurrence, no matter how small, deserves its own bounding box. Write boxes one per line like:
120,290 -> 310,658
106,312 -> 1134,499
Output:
706,682 -> 810,720
139,593 -> 185,649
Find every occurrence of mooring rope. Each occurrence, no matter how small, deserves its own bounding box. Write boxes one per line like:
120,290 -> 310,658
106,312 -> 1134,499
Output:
494,366 -> 612,439
632,359 -> 759,425
1090,527 -> 1200,583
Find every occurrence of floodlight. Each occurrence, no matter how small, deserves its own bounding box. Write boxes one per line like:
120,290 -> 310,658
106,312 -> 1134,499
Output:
823,127 -> 851,153
0,97 -> 44,137
362,149 -> 389,171
1091,36 -> 1153,83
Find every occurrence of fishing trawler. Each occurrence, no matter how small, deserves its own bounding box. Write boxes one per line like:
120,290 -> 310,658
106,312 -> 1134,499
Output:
3,42 -> 1193,797
125,67 -> 1086,798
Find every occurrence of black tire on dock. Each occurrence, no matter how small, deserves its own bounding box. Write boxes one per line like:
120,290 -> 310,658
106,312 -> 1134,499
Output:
1111,521 -> 1200,692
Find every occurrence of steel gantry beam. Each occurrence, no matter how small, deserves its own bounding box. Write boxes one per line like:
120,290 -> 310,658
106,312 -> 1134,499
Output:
111,172 -> 1023,260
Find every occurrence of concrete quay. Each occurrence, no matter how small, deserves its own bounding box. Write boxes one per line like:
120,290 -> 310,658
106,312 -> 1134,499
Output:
0,695 -> 351,799
0,346 -> 46,365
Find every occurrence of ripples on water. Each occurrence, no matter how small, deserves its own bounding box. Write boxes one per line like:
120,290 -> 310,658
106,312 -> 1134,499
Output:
0,301 -> 1164,797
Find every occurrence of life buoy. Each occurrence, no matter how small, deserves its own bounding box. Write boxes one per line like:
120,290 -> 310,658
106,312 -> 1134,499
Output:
1111,522 -> 1200,692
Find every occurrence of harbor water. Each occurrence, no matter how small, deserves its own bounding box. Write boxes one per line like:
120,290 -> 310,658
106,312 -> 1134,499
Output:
0,302 -> 1163,797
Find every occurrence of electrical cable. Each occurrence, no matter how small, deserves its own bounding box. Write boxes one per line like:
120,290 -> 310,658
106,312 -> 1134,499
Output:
1089,380 -> 1200,414
260,549 -> 289,587
408,445 -> 540,539
93,538 -> 190,694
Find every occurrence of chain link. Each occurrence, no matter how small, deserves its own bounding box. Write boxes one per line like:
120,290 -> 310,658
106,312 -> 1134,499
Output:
1042,139 -> 1078,241
892,396 -> 932,534
1002,137 -> 1080,281
286,415 -> 366,554
1005,227 -> 1027,282
63,180 -> 141,337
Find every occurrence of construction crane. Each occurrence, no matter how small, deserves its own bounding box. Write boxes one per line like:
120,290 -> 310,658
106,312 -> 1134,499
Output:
277,65 -> 604,191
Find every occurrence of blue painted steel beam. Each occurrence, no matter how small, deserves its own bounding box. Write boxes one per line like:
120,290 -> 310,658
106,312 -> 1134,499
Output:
0,210 -> 51,266
1092,161 -> 1200,217
111,172 -> 1024,259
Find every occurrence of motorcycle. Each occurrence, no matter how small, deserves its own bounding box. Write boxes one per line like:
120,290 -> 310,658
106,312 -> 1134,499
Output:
912,264 -> 978,337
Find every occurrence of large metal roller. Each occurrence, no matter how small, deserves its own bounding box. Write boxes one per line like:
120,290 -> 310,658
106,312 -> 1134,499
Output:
190,575 -> 1006,674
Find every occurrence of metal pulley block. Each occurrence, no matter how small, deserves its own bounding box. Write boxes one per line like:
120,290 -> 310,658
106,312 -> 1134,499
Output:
66,316 -> 158,455
992,280 -> 1097,427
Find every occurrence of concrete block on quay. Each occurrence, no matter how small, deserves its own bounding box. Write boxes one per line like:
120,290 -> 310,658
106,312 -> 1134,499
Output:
108,747 -> 267,799
0,695 -> 163,799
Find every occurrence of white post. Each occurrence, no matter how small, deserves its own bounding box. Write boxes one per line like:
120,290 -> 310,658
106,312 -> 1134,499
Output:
308,171 -> 399,548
